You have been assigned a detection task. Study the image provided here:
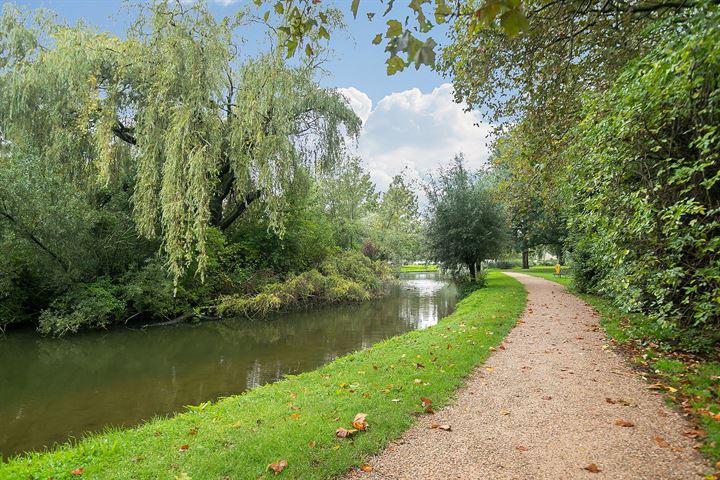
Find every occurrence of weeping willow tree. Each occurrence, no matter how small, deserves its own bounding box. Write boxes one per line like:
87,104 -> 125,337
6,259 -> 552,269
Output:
0,1 -> 360,283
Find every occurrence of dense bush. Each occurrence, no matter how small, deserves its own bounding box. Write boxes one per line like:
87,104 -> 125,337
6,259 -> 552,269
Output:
566,12 -> 720,347
217,251 -> 390,318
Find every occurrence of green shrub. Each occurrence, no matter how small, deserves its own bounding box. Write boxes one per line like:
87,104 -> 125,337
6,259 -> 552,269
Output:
217,251 -> 389,318
566,12 -> 720,348
38,278 -> 125,335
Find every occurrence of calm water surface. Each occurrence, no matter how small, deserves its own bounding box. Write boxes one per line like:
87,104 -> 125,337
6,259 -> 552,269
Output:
0,272 -> 457,458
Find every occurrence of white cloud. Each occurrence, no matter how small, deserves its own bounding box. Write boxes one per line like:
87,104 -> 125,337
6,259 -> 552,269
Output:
343,83 -> 495,192
338,87 -> 373,125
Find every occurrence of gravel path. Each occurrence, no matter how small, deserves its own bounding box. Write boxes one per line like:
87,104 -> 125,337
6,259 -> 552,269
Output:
345,272 -> 710,479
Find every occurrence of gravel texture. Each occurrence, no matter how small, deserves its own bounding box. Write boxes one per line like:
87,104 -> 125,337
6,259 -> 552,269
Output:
344,272 -> 710,479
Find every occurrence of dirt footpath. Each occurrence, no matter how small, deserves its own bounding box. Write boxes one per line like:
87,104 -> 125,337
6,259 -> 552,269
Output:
344,272 -> 709,480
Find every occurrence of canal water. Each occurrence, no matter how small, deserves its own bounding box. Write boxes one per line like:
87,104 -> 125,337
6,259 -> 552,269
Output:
0,272 -> 457,458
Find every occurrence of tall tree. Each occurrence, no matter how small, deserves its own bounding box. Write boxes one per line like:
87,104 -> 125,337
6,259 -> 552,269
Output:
425,155 -> 508,280
320,157 -> 377,249
0,1 -> 360,283
366,173 -> 422,263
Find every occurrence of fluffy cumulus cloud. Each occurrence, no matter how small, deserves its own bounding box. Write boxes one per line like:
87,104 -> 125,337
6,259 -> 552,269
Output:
338,87 -> 373,125
342,83 -> 495,192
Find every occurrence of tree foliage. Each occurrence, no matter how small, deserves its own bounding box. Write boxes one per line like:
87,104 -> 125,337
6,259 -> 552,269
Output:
0,1 -> 380,334
565,11 -> 720,343
425,155 -> 507,280
366,172 -> 423,263
0,1 -> 360,284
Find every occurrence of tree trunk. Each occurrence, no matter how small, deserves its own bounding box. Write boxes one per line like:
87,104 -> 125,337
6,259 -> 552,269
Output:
468,262 -> 477,281
522,250 -> 530,269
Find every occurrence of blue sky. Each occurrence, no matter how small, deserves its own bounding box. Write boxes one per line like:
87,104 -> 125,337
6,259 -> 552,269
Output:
10,0 -> 495,190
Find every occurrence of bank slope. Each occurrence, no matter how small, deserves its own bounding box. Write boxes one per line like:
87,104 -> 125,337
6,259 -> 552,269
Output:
2,272 -> 526,480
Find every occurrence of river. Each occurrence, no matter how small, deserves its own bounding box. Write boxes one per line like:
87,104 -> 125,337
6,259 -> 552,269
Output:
0,271 -> 457,459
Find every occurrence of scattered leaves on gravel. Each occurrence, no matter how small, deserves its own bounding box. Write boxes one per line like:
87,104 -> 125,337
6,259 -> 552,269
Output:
653,436 -> 671,448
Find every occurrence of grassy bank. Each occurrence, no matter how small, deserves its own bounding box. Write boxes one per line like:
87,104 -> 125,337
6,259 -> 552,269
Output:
2,273 -> 526,479
518,269 -> 720,464
396,264 -> 439,273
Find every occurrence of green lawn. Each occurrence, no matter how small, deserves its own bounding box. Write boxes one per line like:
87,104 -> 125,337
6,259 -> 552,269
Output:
1,272 -> 526,479
513,267 -> 720,463
396,264 -> 438,273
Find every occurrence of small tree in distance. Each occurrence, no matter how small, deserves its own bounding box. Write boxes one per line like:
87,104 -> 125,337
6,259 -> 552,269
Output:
425,154 -> 508,282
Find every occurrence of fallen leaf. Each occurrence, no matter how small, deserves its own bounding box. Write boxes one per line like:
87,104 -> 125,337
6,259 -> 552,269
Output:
290,413 -> 301,420
413,378 -> 423,384
584,463 -> 601,473
653,436 -> 670,448
360,464 -> 373,473
178,444 -> 189,452
336,427 -> 358,438
352,413 -> 369,431
542,396 -> 552,400
485,366 -> 494,373
516,445 -> 529,451
438,424 -> 451,431
684,429 -> 707,439
500,409 -> 510,416
231,421 -> 242,428
429,421 -> 440,429
420,397 -> 432,407
615,419 -> 635,427
267,459 -> 288,475
415,363 -> 425,369
308,440 -> 316,449
71,468 -> 85,475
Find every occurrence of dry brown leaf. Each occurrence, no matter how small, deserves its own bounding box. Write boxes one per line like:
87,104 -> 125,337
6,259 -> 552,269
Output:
584,463 -> 601,473
360,464 -> 373,473
415,363 -> 425,369
653,436 -> 671,448
336,427 -> 358,438
542,396 -> 552,400
178,444 -> 189,452
420,397 -> 432,407
500,409 -> 510,416
352,413 -> 369,431
308,440 -> 316,449
615,419 -> 635,428
438,424 -> 451,431
684,429 -> 707,439
516,445 -> 529,452
267,459 -> 288,475
429,421 -> 441,429
71,468 -> 85,476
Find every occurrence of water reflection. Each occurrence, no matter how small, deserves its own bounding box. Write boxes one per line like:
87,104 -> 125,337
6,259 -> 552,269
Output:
0,272 -> 456,458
